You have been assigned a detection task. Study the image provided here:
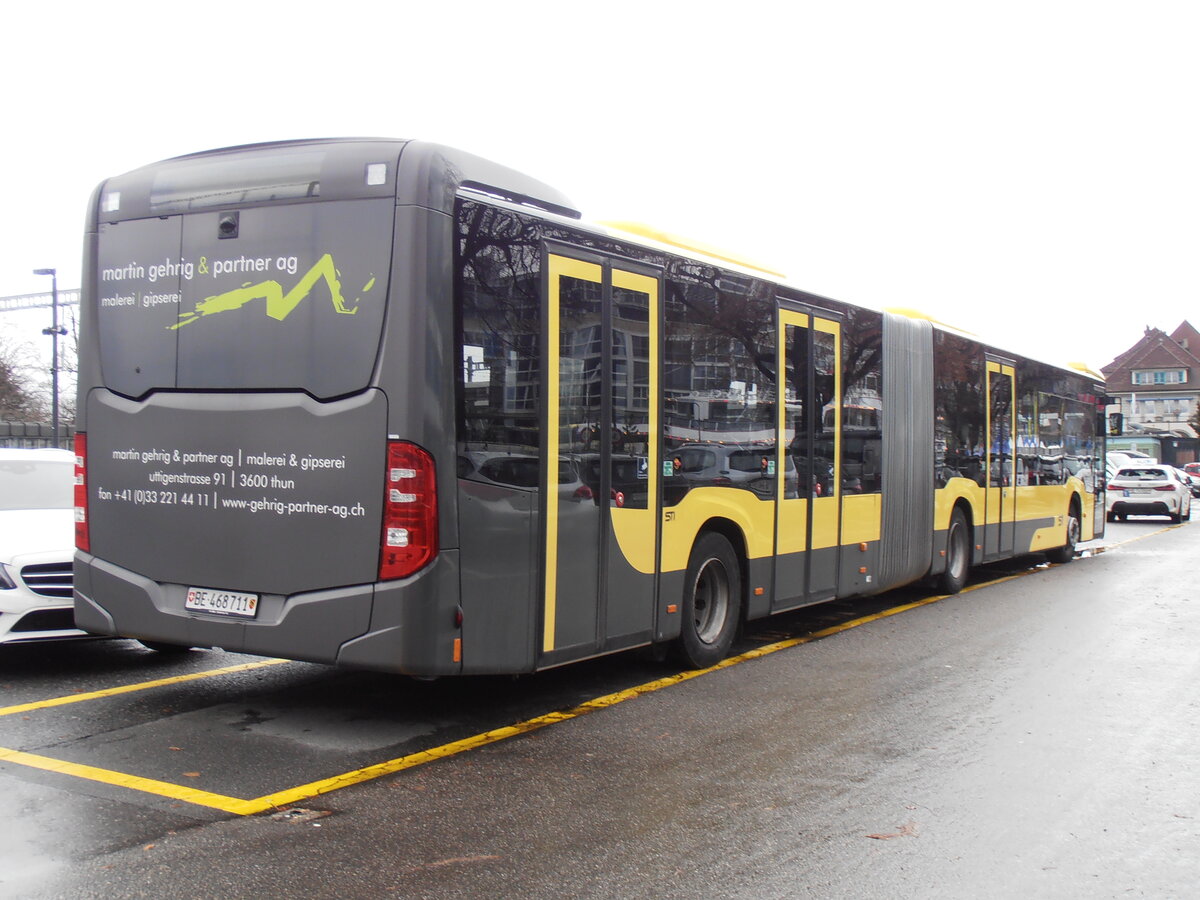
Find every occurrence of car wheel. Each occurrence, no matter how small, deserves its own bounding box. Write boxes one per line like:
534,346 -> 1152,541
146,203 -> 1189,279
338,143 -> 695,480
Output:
674,532 -> 741,669
1106,511 -> 1116,523
938,508 -> 971,594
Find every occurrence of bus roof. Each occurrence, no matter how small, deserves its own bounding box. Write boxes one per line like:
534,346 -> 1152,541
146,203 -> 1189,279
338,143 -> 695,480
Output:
93,138 -> 581,225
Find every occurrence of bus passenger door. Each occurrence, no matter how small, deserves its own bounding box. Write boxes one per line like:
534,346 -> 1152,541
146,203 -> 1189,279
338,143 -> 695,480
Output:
776,310 -> 842,607
543,252 -> 659,663
986,361 -> 1016,558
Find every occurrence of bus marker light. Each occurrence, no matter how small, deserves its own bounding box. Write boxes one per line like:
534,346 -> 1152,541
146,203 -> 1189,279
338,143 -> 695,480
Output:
859,567 -> 868,574
754,587 -> 764,596
366,163 -> 387,185
666,604 -> 678,614
859,542 -> 868,552
453,638 -> 461,663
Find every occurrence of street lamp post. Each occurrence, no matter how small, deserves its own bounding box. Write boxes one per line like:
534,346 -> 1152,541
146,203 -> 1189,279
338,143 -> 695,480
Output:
33,267 -> 67,448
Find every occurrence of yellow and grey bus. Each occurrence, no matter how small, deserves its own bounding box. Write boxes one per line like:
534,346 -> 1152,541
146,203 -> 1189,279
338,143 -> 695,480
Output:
73,139 -> 1104,675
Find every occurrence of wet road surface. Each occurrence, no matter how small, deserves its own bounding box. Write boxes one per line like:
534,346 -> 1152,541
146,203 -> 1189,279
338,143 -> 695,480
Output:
2,518 -> 1196,898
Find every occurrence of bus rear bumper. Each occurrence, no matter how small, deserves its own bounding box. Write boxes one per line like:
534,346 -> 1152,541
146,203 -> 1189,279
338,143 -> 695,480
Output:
73,551 -> 462,675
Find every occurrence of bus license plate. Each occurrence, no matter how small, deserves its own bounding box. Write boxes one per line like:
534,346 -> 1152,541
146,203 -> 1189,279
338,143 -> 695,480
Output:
185,587 -> 259,618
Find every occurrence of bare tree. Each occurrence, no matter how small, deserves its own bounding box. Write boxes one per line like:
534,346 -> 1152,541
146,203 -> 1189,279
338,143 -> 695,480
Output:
0,335 -> 48,421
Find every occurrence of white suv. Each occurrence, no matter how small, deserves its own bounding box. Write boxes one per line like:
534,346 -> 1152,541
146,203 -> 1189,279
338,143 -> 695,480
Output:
0,448 -> 88,643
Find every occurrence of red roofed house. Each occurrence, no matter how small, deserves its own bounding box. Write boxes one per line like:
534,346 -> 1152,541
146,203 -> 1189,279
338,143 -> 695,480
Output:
1102,321 -> 1200,438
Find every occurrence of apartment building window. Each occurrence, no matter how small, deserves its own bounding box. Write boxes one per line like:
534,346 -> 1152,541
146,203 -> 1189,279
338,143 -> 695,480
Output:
1132,369 -> 1187,385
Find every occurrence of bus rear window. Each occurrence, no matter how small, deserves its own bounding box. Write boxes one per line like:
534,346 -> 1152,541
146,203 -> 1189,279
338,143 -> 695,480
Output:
94,198 -> 393,400
150,150 -> 323,213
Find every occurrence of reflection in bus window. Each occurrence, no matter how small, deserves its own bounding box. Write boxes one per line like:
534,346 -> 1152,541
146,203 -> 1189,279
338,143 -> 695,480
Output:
989,370 -> 1013,488
611,285 -> 652,509
813,330 -> 837,498
841,308 -> 883,493
662,263 -> 776,502
456,202 -> 542,462
784,324 -> 809,496
934,331 -> 985,487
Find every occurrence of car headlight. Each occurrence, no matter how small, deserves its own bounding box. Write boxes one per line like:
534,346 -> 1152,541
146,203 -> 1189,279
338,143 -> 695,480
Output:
0,563 -> 16,591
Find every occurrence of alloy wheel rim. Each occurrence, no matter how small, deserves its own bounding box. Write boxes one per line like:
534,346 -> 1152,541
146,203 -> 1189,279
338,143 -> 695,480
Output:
692,559 -> 730,645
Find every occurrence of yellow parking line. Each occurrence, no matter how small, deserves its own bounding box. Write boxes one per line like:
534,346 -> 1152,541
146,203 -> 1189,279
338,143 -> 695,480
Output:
0,658 -> 290,718
0,745 -> 260,815
226,569 -> 1033,815
0,563 -> 1053,815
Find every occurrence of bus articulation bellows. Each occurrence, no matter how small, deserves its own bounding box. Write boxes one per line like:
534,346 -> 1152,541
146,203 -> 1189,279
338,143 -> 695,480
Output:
73,139 -> 1105,675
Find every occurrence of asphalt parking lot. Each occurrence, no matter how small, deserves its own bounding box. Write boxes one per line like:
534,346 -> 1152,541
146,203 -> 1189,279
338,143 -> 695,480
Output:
1,516 -> 1192,898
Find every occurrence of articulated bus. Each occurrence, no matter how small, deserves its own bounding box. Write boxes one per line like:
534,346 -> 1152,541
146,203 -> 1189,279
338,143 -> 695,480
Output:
73,139 -> 1105,675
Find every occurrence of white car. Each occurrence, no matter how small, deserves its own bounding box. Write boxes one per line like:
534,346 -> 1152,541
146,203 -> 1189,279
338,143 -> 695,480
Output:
1106,464 -> 1193,524
0,448 -> 88,643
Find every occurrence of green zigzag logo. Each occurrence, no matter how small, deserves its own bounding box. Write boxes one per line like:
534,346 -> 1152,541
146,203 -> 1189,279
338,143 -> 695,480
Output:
169,254 -> 374,329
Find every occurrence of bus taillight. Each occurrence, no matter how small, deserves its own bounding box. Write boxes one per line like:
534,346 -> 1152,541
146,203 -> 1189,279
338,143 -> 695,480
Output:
379,441 -> 438,580
74,433 -> 89,552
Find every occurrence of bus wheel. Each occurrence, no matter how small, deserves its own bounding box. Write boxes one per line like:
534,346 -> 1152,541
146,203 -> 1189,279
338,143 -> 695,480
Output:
675,532 -> 741,669
1046,504 -> 1080,564
939,509 -> 970,595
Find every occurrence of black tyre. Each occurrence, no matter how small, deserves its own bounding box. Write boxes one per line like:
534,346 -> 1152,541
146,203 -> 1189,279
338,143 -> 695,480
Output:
675,532 -> 741,669
137,640 -> 195,655
938,508 -> 970,594
1046,504 -> 1080,564
1106,511 -> 1116,523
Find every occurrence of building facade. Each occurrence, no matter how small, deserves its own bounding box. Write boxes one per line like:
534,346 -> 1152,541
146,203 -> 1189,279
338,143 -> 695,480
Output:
1102,321 -> 1200,439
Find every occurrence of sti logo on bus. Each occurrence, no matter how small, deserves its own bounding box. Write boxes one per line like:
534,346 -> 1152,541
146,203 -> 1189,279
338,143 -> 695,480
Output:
169,253 -> 375,330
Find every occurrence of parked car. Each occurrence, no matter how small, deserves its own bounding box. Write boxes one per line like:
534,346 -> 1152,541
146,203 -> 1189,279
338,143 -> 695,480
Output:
458,451 -> 592,500
1106,450 -> 1155,483
1180,463 -> 1200,497
670,443 -> 800,500
1106,464 -> 1193,523
0,448 -> 89,644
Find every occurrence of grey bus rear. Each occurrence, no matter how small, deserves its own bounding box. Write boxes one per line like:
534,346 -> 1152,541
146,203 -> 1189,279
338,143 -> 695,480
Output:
74,139 -> 576,675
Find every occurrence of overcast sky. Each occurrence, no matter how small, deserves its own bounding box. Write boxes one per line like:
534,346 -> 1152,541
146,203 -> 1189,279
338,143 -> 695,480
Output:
2,1 -> 1197,373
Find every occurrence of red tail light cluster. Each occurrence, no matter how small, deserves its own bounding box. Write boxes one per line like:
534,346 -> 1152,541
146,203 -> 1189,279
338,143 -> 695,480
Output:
74,433 -> 89,552
379,441 -> 438,580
